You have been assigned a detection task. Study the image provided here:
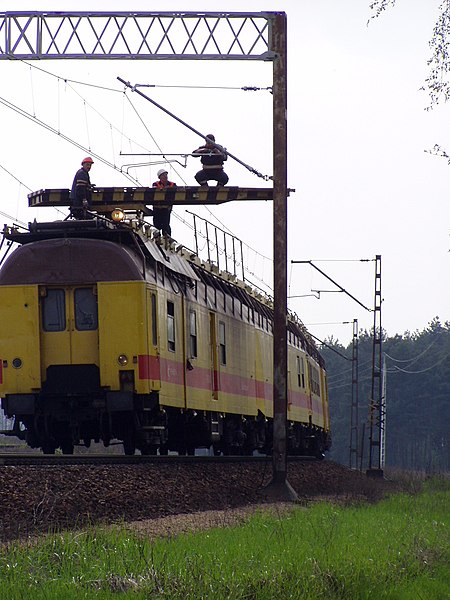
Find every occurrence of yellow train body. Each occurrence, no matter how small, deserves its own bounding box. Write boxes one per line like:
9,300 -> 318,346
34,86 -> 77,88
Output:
0,215 -> 331,456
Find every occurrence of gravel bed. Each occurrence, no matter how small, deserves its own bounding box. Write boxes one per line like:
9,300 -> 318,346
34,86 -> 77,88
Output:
0,460 -> 394,544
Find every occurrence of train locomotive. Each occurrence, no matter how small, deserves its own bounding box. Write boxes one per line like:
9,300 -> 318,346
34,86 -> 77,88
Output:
0,186 -> 331,456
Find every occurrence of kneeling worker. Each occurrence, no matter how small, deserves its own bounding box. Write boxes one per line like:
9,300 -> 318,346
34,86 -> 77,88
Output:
193,134 -> 229,187
152,168 -> 176,237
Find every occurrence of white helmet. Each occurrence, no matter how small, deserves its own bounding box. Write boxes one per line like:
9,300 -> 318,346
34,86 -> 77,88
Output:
157,168 -> 168,177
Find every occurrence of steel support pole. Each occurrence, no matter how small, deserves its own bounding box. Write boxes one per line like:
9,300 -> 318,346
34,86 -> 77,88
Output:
263,12 -> 297,501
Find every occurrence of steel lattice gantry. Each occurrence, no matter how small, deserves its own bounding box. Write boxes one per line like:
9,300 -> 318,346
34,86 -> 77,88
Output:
0,11 -> 293,500
0,12 -> 274,60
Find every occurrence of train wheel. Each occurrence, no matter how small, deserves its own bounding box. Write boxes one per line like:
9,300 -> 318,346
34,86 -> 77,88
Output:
141,444 -> 158,456
42,443 -> 56,454
61,442 -> 74,455
123,438 -> 136,456
159,443 -> 169,456
212,443 -> 222,456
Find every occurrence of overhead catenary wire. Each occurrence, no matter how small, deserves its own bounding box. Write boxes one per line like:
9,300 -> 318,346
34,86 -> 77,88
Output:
133,83 -> 273,92
384,339 -> 439,365
0,95 -> 142,187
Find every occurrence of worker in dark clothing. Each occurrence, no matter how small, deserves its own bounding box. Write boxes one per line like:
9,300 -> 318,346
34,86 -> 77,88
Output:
70,156 -> 94,219
151,168 -> 176,237
192,134 -> 229,186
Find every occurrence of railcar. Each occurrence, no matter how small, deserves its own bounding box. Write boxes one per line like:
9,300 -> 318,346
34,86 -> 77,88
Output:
0,187 -> 331,456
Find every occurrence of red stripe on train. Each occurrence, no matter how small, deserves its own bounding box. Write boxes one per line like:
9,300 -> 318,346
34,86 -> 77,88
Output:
138,355 -> 324,416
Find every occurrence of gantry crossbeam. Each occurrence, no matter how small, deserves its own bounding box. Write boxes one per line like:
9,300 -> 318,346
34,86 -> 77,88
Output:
0,12 -> 274,60
28,187 -> 274,214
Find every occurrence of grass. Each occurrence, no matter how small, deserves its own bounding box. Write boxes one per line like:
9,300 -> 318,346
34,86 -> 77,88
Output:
0,476 -> 448,599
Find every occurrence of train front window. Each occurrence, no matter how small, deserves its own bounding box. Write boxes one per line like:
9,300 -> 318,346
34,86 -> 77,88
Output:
74,288 -> 98,331
42,289 -> 66,332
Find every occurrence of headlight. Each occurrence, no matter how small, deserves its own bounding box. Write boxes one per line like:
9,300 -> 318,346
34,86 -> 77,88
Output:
117,354 -> 128,366
111,208 -> 125,222
12,358 -> 22,369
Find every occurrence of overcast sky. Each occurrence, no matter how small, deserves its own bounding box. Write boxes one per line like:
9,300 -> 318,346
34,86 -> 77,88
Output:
0,0 -> 448,345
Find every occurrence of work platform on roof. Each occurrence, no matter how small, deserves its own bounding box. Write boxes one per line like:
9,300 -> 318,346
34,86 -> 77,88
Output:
28,186 -> 274,215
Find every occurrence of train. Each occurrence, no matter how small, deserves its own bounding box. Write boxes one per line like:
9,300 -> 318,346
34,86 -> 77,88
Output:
0,186 -> 331,456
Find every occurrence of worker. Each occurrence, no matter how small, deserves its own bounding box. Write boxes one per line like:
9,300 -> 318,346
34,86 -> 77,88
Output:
151,168 -> 176,237
70,156 -> 94,219
192,134 -> 229,187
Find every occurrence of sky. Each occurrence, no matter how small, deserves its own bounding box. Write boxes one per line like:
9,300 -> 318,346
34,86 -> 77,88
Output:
0,0 -> 448,346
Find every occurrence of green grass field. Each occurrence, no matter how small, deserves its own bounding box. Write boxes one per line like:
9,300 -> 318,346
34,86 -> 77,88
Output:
0,477 -> 448,599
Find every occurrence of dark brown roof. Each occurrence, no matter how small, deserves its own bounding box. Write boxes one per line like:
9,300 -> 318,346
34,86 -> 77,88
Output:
0,238 -> 144,285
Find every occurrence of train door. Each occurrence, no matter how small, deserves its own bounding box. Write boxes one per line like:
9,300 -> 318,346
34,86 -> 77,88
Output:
40,286 -> 99,371
306,359 -> 314,415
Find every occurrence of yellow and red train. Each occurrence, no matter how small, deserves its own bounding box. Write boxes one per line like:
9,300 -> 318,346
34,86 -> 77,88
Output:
0,187 -> 331,455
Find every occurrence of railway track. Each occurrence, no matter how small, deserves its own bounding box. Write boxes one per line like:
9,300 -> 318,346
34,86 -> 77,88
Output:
0,452 -> 319,467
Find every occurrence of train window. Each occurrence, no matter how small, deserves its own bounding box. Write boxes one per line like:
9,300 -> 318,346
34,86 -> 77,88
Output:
74,288 -> 98,331
297,356 -> 305,388
151,294 -> 157,346
167,301 -> 175,352
310,365 -> 320,396
189,310 -> 198,358
42,289 -> 66,332
219,321 -> 226,365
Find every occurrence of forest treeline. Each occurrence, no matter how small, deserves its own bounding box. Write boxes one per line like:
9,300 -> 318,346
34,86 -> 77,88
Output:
320,317 -> 449,472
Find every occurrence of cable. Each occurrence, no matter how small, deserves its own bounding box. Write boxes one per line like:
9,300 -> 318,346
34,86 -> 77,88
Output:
0,164 -> 33,192
0,95 -> 141,186
0,210 -> 27,228
134,83 -> 273,92
384,339 -> 439,365
387,353 -> 449,374
20,60 -> 122,93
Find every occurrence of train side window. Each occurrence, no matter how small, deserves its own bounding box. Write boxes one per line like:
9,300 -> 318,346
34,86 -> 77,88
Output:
297,356 -> 305,388
313,367 -> 321,396
189,310 -> 198,358
219,321 -> 226,365
167,300 -> 176,352
42,289 -> 66,332
151,294 -> 158,346
74,288 -> 98,331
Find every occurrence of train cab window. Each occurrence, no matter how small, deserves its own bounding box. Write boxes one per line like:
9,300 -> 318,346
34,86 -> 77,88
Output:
74,288 -> 98,331
219,321 -> 227,365
167,301 -> 176,352
297,356 -> 305,388
189,310 -> 198,358
42,289 -> 66,332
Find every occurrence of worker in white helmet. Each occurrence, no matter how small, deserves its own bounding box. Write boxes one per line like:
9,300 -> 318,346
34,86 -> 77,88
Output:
151,168 -> 176,236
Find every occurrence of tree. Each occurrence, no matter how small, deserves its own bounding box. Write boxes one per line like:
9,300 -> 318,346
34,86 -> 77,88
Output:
322,320 -> 450,471
369,0 -> 450,106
